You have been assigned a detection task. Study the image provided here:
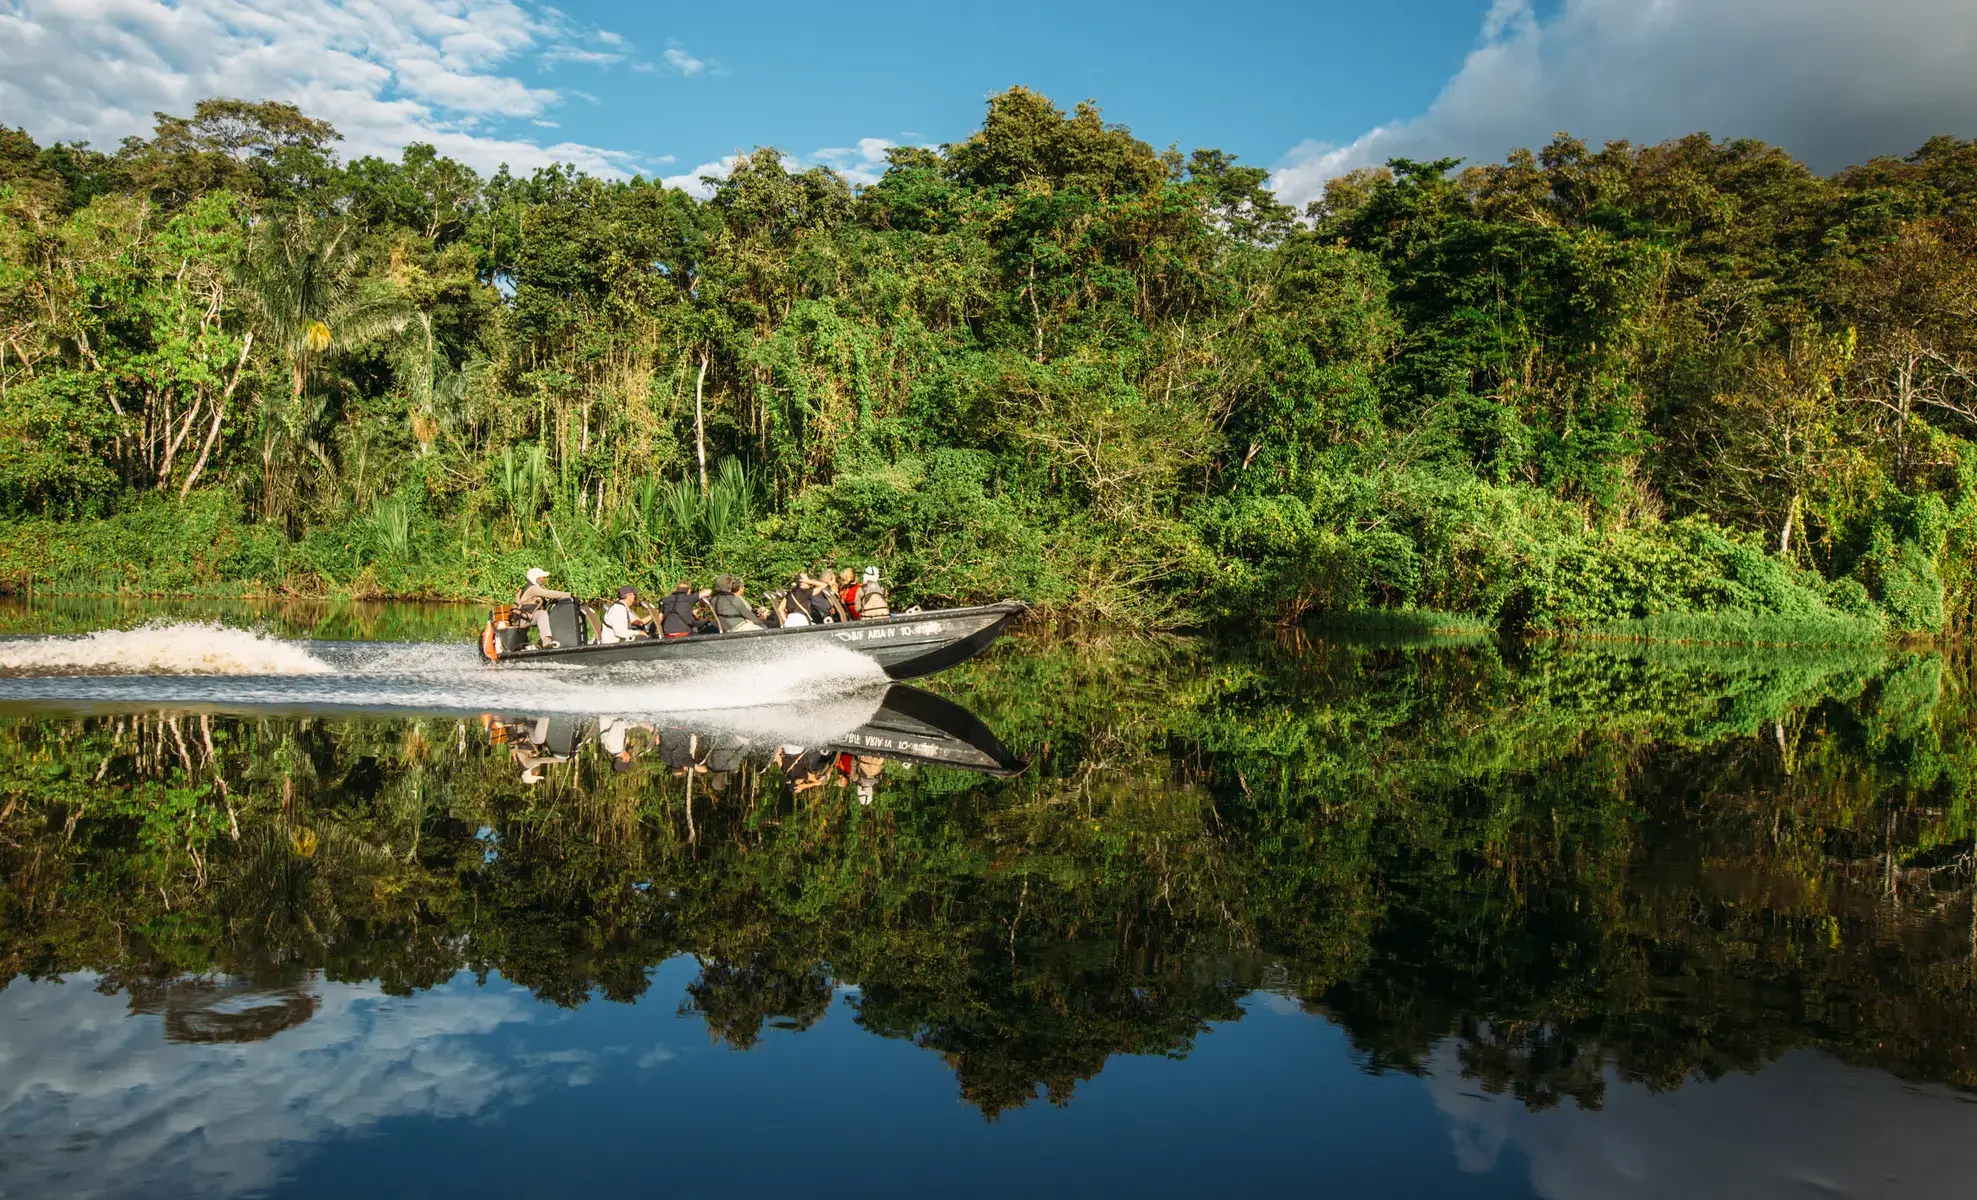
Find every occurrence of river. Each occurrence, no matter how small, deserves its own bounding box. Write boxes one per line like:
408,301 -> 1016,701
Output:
0,597 -> 1972,1198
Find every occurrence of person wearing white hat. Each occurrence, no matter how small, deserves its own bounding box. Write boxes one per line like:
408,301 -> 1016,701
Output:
516,566 -> 573,648
857,566 -> 890,619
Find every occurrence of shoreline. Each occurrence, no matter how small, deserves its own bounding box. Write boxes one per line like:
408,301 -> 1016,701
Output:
2,587 -> 1916,649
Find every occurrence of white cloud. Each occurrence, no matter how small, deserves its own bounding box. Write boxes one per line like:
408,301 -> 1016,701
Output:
1423,1040 -> 1977,1199
664,138 -> 900,198
662,38 -> 709,77
811,137 -> 898,187
664,152 -> 746,197
656,38 -> 725,78
1272,0 -> 1977,207
0,0 -> 663,178
540,46 -> 629,69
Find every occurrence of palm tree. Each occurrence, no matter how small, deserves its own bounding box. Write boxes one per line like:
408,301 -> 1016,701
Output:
236,214 -> 412,520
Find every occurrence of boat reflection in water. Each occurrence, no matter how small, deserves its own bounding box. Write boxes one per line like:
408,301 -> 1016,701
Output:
483,682 -> 1025,799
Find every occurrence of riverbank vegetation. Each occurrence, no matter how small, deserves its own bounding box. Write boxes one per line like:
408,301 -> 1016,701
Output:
4,91 -> 1976,637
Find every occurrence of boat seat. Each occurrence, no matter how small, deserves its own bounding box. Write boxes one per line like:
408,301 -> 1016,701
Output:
546,598 -> 585,647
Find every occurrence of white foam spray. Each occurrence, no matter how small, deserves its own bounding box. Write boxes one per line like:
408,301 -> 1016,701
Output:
0,622 -> 333,676
0,623 -> 892,718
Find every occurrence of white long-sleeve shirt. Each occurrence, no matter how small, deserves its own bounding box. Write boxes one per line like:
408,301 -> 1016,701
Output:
600,601 -> 640,643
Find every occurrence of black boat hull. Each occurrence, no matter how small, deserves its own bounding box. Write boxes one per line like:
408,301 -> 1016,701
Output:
482,601 -> 1026,681
828,683 -> 1025,775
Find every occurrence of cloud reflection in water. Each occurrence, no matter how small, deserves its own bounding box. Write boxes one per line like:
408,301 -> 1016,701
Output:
0,973 -> 551,1198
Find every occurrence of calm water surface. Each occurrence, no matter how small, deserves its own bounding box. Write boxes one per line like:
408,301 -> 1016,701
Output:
1,598 -> 1974,1198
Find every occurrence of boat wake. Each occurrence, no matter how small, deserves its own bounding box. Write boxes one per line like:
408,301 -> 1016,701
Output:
0,622 -> 334,676
0,622 -> 890,717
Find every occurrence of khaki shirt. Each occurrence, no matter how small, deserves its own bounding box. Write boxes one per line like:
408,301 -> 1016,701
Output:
518,582 -> 573,609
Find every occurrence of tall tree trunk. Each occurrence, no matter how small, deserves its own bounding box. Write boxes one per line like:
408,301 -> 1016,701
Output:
154,395 -> 204,489
183,334 -> 252,498
1778,492 -> 1798,559
695,351 -> 709,496
263,430 -> 274,517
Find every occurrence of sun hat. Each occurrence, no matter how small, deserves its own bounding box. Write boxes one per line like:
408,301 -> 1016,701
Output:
618,585 -> 637,598
527,567 -> 549,583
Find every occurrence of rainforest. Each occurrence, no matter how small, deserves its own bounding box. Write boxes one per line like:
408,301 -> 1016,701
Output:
4,88 -> 1977,637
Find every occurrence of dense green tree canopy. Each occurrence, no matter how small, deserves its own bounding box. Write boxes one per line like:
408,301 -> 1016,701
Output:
3,90 -> 1976,635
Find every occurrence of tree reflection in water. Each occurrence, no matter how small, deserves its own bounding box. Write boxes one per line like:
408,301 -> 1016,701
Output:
127,977 -> 321,1044
1,633 -> 1974,1119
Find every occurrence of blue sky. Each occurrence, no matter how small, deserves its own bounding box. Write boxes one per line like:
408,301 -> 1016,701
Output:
2,0 -> 1974,206
544,0 -> 1497,180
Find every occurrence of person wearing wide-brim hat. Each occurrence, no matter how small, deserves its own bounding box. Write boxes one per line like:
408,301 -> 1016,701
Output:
516,566 -> 573,648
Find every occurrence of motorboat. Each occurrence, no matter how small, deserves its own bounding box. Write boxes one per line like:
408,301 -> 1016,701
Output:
480,599 -> 1026,681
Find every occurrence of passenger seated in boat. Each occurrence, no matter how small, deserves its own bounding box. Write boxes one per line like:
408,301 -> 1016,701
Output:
836,568 -> 860,619
856,566 -> 891,618
813,571 -> 848,623
758,588 -> 786,628
599,586 -> 648,644
658,581 -> 700,638
780,575 -> 817,627
515,567 -> 573,648
710,575 -> 763,632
